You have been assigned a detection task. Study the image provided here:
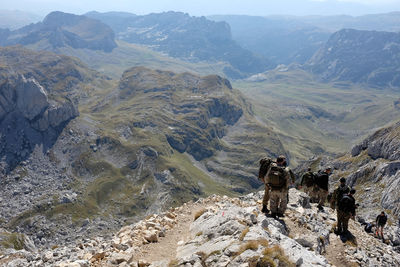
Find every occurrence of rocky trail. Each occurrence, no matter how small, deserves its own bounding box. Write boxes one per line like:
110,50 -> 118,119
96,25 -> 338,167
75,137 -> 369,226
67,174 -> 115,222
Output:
1,189 -> 400,266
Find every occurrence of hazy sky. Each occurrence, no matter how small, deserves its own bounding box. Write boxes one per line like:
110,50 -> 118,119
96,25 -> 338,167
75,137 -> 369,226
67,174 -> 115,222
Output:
2,0 -> 400,17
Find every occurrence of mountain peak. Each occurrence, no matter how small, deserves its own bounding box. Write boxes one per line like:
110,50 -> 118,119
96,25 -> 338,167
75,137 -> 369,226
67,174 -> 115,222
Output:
0,11 -> 117,52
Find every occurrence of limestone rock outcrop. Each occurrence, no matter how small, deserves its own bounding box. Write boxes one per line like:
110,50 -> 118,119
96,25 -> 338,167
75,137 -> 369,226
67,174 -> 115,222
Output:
2,189 -> 399,266
0,74 -> 78,172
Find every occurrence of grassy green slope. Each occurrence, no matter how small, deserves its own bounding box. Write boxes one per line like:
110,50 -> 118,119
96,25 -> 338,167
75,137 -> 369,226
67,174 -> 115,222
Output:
54,41 -> 229,78
234,69 -> 400,165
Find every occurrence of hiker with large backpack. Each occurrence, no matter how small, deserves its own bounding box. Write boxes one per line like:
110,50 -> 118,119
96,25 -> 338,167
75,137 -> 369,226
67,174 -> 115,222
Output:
375,211 -> 388,240
314,167 -> 332,211
265,155 -> 291,218
300,168 -> 315,198
330,177 -> 350,210
259,157 -> 273,214
336,189 -> 356,234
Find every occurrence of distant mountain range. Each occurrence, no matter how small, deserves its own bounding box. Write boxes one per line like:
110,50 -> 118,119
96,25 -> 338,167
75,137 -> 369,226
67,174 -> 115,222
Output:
2,10 -> 400,85
210,13 -> 400,65
85,11 -> 274,78
307,29 -> 400,88
0,11 -> 117,52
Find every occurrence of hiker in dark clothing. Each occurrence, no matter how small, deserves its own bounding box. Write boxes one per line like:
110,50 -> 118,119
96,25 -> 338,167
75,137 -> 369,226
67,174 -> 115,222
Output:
314,167 -> 332,211
375,211 -> 388,239
336,189 -> 356,234
300,168 -> 315,200
330,177 -> 350,210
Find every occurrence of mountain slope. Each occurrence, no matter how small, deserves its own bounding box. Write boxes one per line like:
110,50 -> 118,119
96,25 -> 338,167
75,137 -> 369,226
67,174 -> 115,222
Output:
85,11 -> 274,78
2,189 -> 399,266
0,48 -> 286,249
234,68 -> 400,165
0,46 -> 105,173
0,11 -> 117,52
307,29 -> 400,88
331,121 -> 400,219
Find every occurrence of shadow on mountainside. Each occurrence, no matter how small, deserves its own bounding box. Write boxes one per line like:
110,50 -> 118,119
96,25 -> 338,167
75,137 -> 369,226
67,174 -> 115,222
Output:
0,113 -> 70,174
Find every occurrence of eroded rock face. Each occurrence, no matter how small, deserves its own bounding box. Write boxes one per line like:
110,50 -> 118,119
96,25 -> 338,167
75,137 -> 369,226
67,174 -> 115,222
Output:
0,74 -> 78,172
16,76 -> 49,120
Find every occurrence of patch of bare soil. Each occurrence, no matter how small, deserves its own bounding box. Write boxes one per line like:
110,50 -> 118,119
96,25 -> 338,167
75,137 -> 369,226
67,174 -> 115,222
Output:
130,202 -> 206,264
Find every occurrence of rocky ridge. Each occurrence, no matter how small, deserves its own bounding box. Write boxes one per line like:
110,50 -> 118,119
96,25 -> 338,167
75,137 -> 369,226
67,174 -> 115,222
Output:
1,189 -> 399,266
331,121 -> 400,219
307,29 -> 400,88
294,120 -> 400,247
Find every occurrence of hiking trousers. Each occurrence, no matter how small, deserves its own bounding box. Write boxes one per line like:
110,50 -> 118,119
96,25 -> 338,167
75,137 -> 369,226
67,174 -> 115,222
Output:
304,185 -> 315,199
269,189 -> 288,214
337,210 -> 351,232
316,189 -> 328,207
262,184 -> 270,207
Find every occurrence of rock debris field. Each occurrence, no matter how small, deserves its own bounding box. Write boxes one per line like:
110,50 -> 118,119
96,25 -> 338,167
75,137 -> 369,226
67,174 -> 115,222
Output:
1,189 -> 400,267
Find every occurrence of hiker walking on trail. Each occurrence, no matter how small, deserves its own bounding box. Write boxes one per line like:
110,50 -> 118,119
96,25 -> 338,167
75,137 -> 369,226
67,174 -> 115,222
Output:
330,177 -> 350,210
336,189 -> 356,234
375,211 -> 387,239
300,168 -> 315,199
259,158 -> 273,214
265,155 -> 291,218
314,167 -> 332,211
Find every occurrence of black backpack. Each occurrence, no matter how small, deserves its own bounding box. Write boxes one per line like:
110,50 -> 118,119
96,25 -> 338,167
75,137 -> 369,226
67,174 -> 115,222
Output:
267,164 -> 286,189
258,157 -> 272,179
334,185 -> 350,204
302,172 -> 314,187
338,195 -> 354,212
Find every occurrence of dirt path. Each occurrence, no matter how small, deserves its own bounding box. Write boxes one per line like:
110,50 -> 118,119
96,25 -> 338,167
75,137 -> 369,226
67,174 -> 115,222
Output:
284,208 -> 355,267
129,202 -> 206,264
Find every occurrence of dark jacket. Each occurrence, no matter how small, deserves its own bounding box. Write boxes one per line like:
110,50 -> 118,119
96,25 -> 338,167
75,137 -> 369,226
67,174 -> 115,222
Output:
314,171 -> 329,191
376,214 -> 387,226
338,194 -> 356,215
301,171 -> 314,187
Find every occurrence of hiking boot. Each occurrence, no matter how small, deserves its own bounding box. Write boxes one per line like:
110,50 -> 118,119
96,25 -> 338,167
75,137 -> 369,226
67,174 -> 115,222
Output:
270,212 -> 277,218
261,205 -> 269,214
277,213 -> 284,218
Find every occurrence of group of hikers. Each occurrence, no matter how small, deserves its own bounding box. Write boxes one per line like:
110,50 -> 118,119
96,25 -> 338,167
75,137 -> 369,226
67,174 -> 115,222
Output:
258,155 -> 389,239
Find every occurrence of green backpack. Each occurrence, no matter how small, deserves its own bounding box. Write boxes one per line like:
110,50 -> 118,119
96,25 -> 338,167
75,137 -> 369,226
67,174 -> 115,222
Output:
267,164 -> 286,189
